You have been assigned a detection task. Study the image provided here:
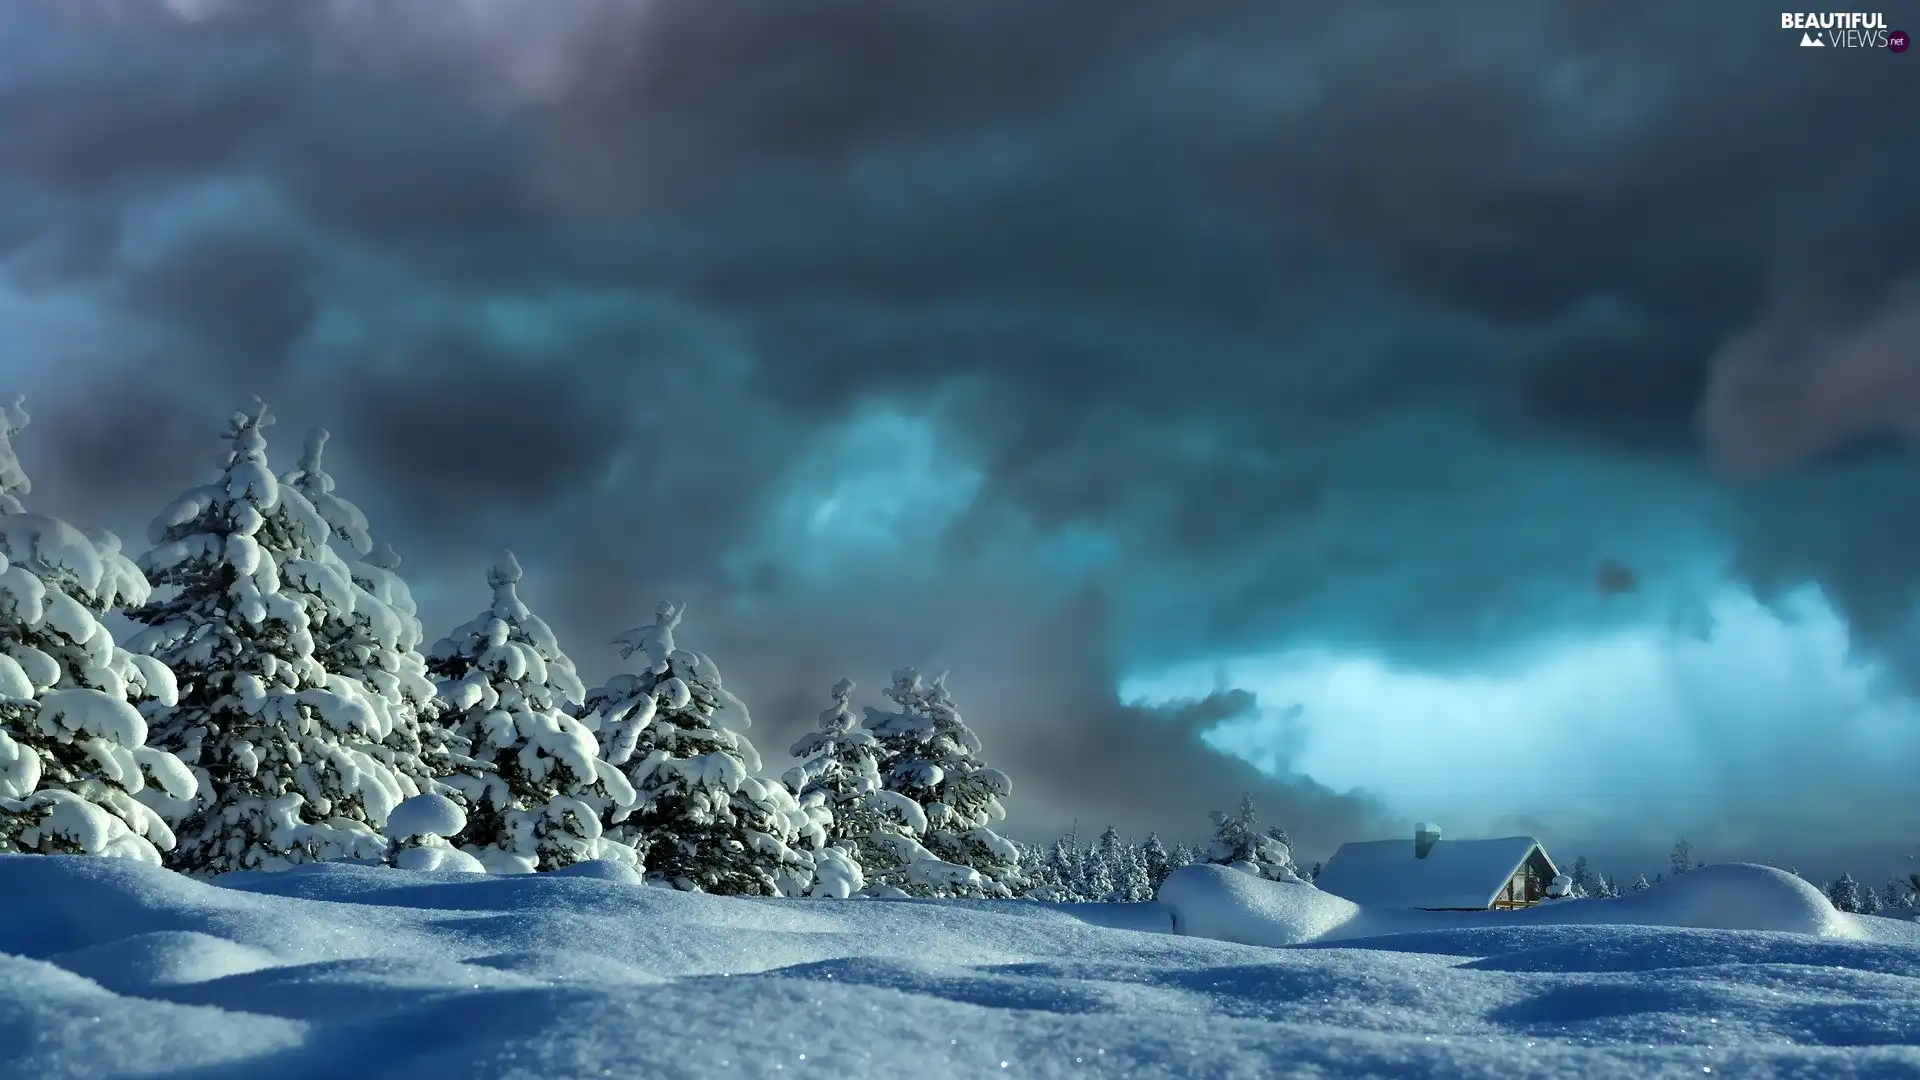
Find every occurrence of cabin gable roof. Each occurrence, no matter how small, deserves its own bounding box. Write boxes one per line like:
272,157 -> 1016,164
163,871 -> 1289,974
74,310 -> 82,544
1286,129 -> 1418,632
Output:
1314,835 -> 1554,910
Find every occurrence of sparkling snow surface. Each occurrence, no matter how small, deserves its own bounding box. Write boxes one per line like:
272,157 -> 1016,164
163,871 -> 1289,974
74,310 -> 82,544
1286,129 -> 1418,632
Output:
3,858 -> 1918,1079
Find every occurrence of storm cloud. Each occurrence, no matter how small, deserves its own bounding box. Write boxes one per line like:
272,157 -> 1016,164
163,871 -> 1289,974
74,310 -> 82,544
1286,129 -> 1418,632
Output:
3,0 -> 1917,872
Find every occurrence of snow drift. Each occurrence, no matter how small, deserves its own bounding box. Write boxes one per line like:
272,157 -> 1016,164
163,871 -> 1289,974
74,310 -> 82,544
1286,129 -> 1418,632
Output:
1158,861 -> 1899,949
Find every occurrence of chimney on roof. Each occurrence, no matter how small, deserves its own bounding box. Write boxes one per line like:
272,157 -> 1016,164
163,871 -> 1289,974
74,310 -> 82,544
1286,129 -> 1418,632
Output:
1414,822 -> 1441,859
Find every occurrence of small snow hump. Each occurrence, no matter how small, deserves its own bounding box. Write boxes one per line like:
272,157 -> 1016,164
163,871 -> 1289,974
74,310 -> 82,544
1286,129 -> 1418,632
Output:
383,793 -> 467,842
489,549 -> 523,587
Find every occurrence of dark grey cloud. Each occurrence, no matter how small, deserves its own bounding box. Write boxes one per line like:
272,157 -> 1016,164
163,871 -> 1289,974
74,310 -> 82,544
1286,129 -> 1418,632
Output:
3,0 -> 1917,865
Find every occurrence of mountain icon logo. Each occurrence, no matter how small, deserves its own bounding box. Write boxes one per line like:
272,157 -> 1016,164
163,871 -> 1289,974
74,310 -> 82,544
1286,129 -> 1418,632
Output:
1800,31 -> 1825,46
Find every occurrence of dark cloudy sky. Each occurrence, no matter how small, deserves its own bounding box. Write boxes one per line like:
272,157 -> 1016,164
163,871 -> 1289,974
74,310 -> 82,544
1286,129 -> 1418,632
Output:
4,0 -> 1918,884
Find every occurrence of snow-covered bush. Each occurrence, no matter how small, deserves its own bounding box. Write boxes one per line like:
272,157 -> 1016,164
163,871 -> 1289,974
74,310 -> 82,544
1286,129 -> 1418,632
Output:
585,601 -> 817,896
863,668 -> 1022,898
282,429 -> 471,799
428,551 -> 638,874
784,678 -> 951,897
128,401 -> 408,874
384,792 -> 485,873
1205,794 -> 1309,884
0,396 -> 197,865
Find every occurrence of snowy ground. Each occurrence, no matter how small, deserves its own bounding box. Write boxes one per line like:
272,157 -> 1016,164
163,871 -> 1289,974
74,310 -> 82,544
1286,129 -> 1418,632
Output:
3,858 -> 1918,1079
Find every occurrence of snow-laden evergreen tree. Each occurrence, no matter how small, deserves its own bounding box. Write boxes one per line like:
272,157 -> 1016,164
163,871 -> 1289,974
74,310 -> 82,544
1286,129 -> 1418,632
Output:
129,401 -> 411,874
783,678 -> 956,897
1630,873 -> 1651,893
1860,881 -> 1882,915
1205,793 -> 1308,883
1884,877 -> 1918,911
282,429 -> 470,799
1568,855 -> 1598,899
585,601 -> 818,895
1601,874 -> 1622,899
1091,826 -> 1152,901
1170,841 -> 1202,875
428,551 -> 639,874
1670,839 -> 1697,875
1019,833 -> 1081,901
863,667 -> 1023,898
0,396 -> 197,863
1140,831 -> 1173,891
1827,872 -> 1862,913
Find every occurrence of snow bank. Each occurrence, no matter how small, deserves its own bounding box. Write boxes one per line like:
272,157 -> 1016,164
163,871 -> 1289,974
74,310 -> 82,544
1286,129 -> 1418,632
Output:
3,854 -> 1919,1079
1159,861 -> 1916,948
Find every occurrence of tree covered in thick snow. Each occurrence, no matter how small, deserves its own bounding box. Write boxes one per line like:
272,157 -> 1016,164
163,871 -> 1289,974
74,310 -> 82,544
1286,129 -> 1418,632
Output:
0,396 -> 197,864
127,401 -> 409,875
282,429 -> 470,798
586,601 -> 819,896
1568,855 -> 1599,899
783,678 -> 953,897
1140,831 -> 1174,891
1092,826 -> 1154,901
1670,839 -> 1697,875
1827,871 -> 1863,914
863,668 -> 1022,898
427,551 -> 638,874
1205,794 -> 1309,884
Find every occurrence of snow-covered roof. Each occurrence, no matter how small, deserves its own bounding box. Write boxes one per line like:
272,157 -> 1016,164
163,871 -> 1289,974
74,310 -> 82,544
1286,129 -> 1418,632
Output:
1314,836 -> 1553,910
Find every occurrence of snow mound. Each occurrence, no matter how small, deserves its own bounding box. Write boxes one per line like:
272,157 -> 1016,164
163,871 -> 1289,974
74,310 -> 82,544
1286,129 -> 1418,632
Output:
1597,862 -> 1856,936
382,793 -> 465,841
1159,861 -> 1903,949
548,858 -> 647,885
1159,863 -> 1362,945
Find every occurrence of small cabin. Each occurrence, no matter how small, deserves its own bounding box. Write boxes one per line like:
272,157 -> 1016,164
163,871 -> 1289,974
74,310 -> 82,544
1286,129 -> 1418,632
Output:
1313,823 -> 1560,911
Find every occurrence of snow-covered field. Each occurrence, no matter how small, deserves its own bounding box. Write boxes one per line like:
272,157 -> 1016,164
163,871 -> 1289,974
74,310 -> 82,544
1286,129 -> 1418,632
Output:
4,857 -> 1918,1080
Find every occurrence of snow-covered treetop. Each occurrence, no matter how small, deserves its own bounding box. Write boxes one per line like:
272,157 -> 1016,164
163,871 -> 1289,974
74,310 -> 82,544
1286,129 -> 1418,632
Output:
787,678 -> 874,762
431,548 -> 586,709
283,428 -> 372,557
0,398 -> 148,613
817,678 -> 858,736
489,548 -> 523,588
611,600 -> 682,671
0,395 -> 29,511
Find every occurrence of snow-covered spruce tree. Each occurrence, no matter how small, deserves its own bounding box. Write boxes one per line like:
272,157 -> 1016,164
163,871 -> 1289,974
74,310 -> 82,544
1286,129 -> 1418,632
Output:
129,401 -> 410,874
1204,793 -> 1309,883
428,551 -> 637,874
783,678 -> 953,897
1860,881 -> 1882,916
1827,872 -> 1862,913
1568,855 -> 1598,899
586,601 -> 817,896
282,429 -> 471,801
1670,839 -> 1697,875
1630,873 -> 1651,893
863,668 -> 1022,898
1117,836 -> 1154,901
1140,831 -> 1173,891
0,397 -> 197,863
